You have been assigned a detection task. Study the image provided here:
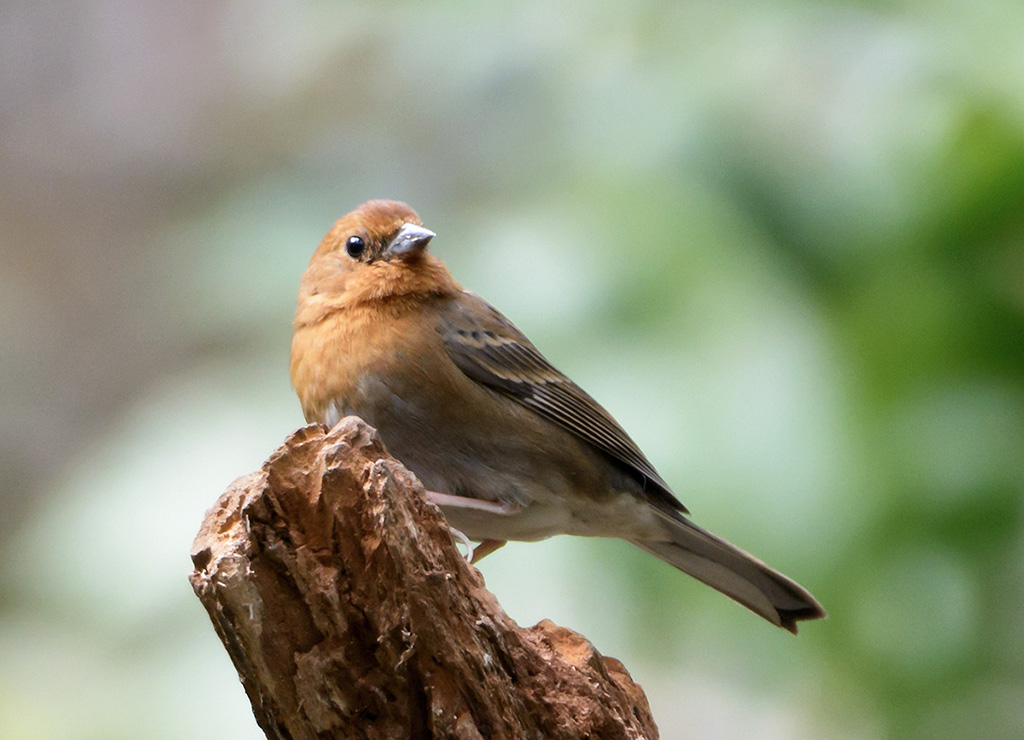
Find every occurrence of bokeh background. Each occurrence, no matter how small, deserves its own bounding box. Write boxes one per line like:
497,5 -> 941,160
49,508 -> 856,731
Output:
3,1 -> 1023,738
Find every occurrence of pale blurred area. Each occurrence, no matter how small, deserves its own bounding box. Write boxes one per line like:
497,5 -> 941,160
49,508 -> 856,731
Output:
2,1 -> 1023,738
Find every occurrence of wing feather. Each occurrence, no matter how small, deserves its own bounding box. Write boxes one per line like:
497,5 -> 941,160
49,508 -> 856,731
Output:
438,292 -> 687,514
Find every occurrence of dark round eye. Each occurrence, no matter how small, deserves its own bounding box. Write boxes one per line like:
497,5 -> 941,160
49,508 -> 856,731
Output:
345,235 -> 366,259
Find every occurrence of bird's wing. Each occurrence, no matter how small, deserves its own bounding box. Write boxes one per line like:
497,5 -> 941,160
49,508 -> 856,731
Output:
437,291 -> 687,515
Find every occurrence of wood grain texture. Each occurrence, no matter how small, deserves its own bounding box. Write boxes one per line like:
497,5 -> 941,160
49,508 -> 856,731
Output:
189,417 -> 658,740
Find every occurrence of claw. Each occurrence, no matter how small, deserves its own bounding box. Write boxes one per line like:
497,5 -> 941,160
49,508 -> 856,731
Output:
448,526 -> 475,561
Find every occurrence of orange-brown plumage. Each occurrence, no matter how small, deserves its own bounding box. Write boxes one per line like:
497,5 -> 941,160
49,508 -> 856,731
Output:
290,199 -> 826,633
291,201 -> 461,422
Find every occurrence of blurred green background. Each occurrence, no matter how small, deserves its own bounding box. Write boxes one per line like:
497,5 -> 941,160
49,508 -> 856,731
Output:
2,1 -> 1022,738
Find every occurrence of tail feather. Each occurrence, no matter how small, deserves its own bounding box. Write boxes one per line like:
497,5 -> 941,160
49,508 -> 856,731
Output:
632,518 -> 825,633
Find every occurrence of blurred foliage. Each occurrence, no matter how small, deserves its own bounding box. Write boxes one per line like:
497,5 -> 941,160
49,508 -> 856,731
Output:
2,1 -> 1023,739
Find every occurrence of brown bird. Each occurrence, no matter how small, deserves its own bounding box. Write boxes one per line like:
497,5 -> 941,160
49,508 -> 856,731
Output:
291,199 -> 826,633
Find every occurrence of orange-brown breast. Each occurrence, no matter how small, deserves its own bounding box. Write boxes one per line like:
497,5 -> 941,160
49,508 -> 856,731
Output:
290,254 -> 461,424
292,300 -> 421,422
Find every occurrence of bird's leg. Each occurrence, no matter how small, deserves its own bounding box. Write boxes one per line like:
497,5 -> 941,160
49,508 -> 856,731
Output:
470,539 -> 507,562
422,491 -> 517,563
424,491 -> 519,516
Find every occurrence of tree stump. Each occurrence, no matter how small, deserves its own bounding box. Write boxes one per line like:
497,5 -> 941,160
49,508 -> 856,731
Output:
189,417 -> 658,740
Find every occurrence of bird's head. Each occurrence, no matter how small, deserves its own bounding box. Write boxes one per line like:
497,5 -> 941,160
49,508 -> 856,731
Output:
296,200 -> 460,320
315,199 -> 435,265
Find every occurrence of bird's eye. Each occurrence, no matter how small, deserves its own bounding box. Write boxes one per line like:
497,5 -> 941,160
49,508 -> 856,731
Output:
345,235 -> 366,259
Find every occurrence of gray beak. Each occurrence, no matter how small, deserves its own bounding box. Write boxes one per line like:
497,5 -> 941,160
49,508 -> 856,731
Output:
387,223 -> 435,259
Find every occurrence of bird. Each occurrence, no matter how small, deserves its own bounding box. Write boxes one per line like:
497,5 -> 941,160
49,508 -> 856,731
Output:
290,199 -> 826,633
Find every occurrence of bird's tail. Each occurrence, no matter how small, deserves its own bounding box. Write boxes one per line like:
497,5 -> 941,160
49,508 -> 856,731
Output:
631,517 -> 825,633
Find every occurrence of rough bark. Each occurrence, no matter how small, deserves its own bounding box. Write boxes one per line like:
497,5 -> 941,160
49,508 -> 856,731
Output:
189,417 -> 658,740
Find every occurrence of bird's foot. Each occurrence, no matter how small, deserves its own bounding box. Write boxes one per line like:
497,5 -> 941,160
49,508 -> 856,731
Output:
447,526 -> 476,561
423,491 -> 514,563
444,530 -> 507,563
